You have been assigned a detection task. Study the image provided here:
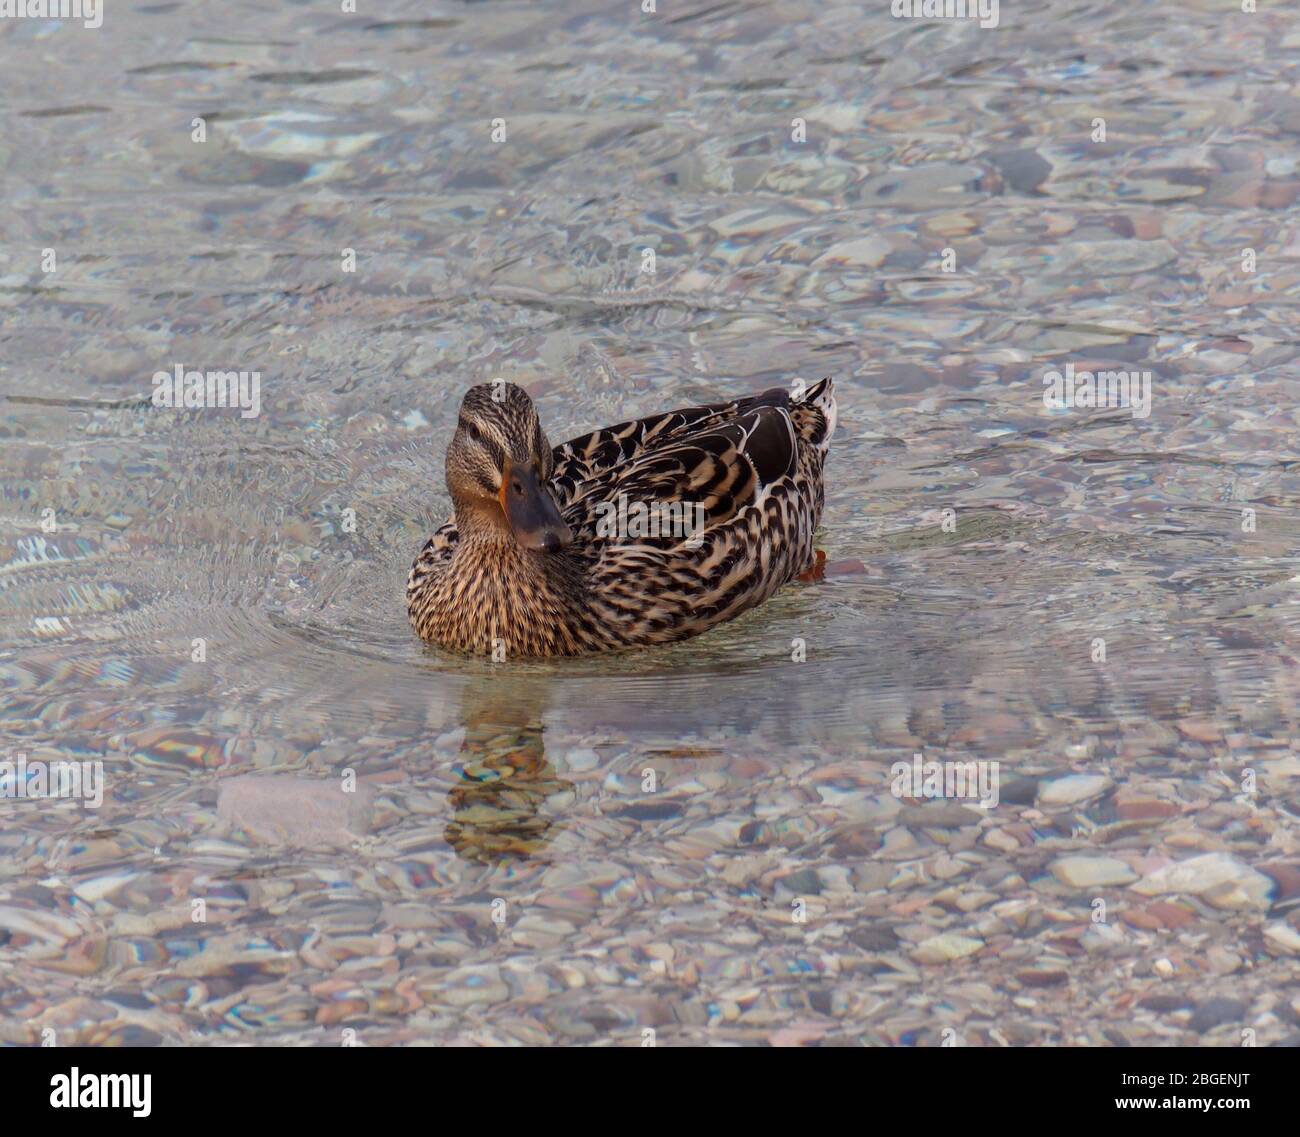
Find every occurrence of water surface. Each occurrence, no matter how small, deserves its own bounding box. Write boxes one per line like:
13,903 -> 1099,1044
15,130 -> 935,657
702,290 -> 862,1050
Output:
1,1 -> 1298,1045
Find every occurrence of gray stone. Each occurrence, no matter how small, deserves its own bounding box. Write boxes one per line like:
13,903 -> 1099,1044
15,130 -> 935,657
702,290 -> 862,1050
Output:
1189,998 -> 1246,1033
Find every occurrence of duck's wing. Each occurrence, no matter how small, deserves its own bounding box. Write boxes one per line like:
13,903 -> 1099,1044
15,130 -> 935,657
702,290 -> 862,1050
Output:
560,394 -> 800,548
549,401 -> 729,508
549,382 -> 830,503
406,519 -> 459,606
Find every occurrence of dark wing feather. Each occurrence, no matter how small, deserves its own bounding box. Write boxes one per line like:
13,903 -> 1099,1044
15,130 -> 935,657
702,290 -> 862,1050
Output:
562,401 -> 798,549
550,403 -> 728,507
550,387 -> 798,500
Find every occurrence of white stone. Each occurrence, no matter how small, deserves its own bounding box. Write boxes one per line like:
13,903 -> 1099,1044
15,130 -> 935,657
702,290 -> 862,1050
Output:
1051,856 -> 1137,888
1131,852 -> 1274,911
71,872 -> 138,904
813,235 -> 891,269
0,906 -> 83,945
911,933 -> 983,963
1038,774 -> 1111,805
565,747 -> 599,772
1082,922 -> 1127,954
1263,923 -> 1300,955
983,827 -> 1020,852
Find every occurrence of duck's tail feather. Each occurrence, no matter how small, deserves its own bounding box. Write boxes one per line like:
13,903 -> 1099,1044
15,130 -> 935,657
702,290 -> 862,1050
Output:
792,376 -> 835,449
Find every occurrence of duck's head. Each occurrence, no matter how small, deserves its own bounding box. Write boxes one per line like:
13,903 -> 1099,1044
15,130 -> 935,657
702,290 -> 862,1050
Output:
446,382 -> 572,552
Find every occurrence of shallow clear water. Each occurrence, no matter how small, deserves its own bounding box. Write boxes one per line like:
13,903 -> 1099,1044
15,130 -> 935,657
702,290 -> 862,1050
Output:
1,2 -> 1298,1045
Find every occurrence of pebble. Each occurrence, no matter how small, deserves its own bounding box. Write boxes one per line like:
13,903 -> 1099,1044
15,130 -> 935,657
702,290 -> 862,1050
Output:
879,827 -> 919,860
1189,997 -> 1246,1033
0,906 -> 83,945
565,748 -> 600,772
1132,853 -> 1274,911
1115,799 -> 1180,821
999,777 -> 1040,805
1038,775 -> 1110,805
813,235 -> 891,269
216,774 -> 375,848
848,924 -> 900,952
1259,862 -> 1300,902
1205,947 -> 1243,975
989,898 -> 1035,930
1081,923 -> 1126,954
986,148 -> 1053,194
774,868 -> 823,896
983,827 -> 1021,853
511,916 -> 576,951
1016,968 -> 1069,988
898,802 -> 983,829
1050,856 -> 1137,889
1124,901 -> 1196,930
1262,923 -> 1300,955
1140,992 -> 1191,1012
438,965 -> 510,1008
175,939 -> 294,978
853,863 -> 894,892
1176,719 -> 1222,743
911,934 -> 984,964
71,873 -> 139,904
928,854 -> 967,881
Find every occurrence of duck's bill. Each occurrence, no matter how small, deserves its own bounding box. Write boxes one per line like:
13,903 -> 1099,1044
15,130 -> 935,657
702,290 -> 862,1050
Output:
501,462 -> 573,552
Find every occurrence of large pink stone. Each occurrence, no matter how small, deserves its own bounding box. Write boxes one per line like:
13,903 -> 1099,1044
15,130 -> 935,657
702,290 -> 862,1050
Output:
217,775 -> 375,848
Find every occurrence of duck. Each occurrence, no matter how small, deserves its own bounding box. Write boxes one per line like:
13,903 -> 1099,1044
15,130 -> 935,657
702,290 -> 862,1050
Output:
407,377 -> 836,657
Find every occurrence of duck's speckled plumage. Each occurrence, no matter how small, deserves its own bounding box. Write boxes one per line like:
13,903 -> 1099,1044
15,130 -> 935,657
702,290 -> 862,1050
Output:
407,378 -> 835,657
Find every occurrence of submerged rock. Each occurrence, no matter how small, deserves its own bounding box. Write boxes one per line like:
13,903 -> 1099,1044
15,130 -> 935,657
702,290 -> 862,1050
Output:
1132,853 -> 1274,911
1051,856 -> 1137,888
216,774 -> 374,848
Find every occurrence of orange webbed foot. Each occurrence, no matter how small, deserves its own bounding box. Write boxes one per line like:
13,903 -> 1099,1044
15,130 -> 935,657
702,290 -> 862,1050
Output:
797,549 -> 827,582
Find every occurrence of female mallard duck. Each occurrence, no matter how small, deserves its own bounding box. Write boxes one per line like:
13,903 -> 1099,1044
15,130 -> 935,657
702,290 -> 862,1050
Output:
407,377 -> 835,657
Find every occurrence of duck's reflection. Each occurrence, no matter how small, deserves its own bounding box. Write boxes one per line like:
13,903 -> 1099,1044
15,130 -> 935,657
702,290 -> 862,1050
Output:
444,674 -> 566,863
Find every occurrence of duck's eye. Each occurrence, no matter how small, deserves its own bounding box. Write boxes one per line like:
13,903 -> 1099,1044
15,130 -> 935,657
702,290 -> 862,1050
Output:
467,423 -> 481,443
